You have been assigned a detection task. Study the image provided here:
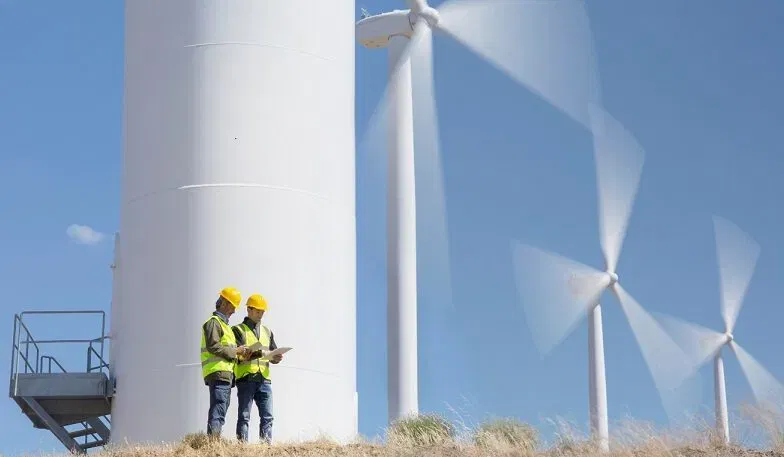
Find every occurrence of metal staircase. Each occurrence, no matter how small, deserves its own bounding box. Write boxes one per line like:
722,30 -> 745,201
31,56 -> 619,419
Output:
9,311 -> 113,454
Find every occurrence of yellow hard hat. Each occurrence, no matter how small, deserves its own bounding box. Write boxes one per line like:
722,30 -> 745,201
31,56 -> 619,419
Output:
219,287 -> 242,308
246,294 -> 268,311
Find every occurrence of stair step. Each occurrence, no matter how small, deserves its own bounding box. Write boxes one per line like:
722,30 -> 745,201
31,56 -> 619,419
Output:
82,440 -> 106,450
69,428 -> 96,439
85,417 -> 110,442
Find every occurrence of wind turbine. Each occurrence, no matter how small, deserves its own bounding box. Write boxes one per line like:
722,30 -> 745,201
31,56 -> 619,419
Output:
510,108 -> 698,452
655,215 -> 784,445
356,0 -> 602,423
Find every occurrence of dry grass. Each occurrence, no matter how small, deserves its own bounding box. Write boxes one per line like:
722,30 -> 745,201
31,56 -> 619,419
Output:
36,406 -> 784,457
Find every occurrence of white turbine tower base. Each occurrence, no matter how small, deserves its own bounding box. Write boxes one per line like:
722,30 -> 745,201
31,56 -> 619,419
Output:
714,346 -> 729,443
114,0 -> 358,444
357,0 -> 602,425
588,303 -> 608,451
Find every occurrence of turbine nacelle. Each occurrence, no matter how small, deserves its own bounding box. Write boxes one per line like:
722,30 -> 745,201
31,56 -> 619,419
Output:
604,271 -> 620,298
724,333 -> 734,344
355,3 -> 441,50
356,10 -> 415,49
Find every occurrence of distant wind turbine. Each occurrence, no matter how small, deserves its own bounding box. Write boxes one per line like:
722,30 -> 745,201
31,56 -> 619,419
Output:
510,107 -> 698,452
655,216 -> 784,445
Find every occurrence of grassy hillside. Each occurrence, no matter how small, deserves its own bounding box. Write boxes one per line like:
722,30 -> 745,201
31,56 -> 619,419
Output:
89,405 -> 784,457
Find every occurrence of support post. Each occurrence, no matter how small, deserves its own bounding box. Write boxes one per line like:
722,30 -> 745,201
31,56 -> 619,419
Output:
86,417 -> 111,443
714,352 -> 730,444
589,304 -> 609,452
387,34 -> 418,423
22,397 -> 84,454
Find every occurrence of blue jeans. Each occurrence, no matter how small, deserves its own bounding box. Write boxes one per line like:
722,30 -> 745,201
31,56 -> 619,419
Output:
236,379 -> 273,443
207,380 -> 232,436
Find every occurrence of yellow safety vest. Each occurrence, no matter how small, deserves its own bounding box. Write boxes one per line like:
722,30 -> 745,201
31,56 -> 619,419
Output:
200,315 -> 237,379
233,322 -> 271,380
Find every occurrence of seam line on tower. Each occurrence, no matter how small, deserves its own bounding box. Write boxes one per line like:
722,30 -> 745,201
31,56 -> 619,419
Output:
184,42 -> 336,62
124,184 -> 355,217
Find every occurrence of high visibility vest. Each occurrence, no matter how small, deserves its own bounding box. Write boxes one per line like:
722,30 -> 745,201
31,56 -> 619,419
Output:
200,315 -> 237,379
233,322 -> 271,380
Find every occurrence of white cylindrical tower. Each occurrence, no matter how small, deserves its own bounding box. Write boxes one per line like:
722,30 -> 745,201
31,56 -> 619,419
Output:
112,0 -> 357,445
109,232 -> 120,384
386,34 -> 419,422
714,351 -> 729,444
588,303 -> 609,452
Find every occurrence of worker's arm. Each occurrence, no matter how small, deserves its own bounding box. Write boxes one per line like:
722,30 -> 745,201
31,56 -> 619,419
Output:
203,319 -> 238,361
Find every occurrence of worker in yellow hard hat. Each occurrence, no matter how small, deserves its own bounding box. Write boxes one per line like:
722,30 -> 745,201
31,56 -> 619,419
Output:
231,293 -> 282,443
200,287 -> 251,437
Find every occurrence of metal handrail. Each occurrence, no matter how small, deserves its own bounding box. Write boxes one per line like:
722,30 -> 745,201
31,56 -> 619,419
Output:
11,317 -> 41,373
40,356 -> 67,374
9,310 -> 110,397
87,344 -> 110,373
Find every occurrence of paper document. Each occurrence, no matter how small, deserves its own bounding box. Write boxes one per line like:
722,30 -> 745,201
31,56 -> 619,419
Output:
248,343 -> 292,360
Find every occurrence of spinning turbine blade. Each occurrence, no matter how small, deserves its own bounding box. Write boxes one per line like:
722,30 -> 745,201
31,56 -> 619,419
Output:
410,22 -> 454,312
356,33 -> 418,285
731,341 -> 784,407
713,216 -> 760,333
357,72 -> 396,200
613,285 -> 697,395
654,312 -> 727,369
590,107 -> 645,273
356,87 -> 391,286
511,242 -> 608,356
437,0 -> 601,130
650,313 -> 724,423
356,76 -> 396,268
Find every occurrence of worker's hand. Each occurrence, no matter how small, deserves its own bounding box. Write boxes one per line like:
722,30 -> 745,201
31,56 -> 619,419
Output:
236,346 -> 250,360
271,354 -> 283,364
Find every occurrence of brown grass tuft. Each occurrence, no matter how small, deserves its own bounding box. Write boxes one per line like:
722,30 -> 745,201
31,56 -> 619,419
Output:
474,417 -> 540,454
386,413 -> 457,447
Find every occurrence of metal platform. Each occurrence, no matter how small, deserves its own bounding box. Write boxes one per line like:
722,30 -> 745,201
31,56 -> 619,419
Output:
9,311 -> 113,454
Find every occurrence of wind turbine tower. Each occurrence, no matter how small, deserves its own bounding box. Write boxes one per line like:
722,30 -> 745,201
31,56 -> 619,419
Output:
357,0 -> 603,424
113,0 -> 358,444
356,5 -> 426,423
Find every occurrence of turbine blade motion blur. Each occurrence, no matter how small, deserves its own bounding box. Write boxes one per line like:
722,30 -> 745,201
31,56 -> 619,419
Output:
590,107 -> 645,274
437,0 -> 601,130
358,45 -> 407,202
511,242 -> 608,356
713,216 -> 760,334
357,79 -> 393,276
654,311 -> 727,370
731,341 -> 784,407
614,285 -> 698,395
409,21 -> 454,312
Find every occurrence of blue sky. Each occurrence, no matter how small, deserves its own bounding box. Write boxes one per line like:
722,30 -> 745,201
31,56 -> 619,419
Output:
1,0 -> 783,455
